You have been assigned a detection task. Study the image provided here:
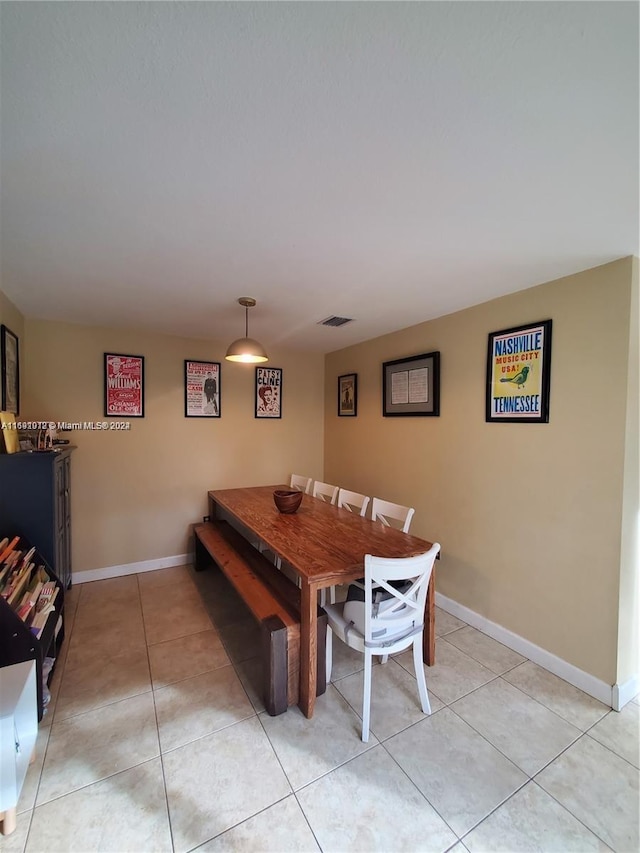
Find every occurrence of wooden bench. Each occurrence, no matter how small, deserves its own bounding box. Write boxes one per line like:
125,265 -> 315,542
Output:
193,520 -> 327,716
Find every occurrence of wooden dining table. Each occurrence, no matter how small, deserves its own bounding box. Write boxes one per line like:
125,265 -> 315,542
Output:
208,485 -> 437,719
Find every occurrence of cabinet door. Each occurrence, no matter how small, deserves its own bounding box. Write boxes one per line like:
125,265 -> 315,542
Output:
54,458 -> 71,588
62,456 -> 72,588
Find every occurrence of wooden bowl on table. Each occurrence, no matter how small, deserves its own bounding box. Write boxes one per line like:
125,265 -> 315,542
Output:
273,489 -> 303,514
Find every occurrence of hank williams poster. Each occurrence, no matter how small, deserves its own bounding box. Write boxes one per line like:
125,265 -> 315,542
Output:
104,353 -> 144,417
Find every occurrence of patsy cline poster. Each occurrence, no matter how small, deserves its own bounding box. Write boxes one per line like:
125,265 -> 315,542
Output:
255,367 -> 282,418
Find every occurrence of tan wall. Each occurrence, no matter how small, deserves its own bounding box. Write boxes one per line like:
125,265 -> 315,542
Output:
0,291 -> 25,414
22,319 -> 324,576
617,256 -> 639,686
325,258 -> 635,685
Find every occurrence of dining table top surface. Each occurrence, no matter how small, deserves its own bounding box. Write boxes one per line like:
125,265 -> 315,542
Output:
208,484 -> 435,587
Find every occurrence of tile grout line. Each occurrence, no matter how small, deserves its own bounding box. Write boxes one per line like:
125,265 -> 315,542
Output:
443,696 -> 617,845
139,572 -> 177,853
378,721 -> 462,844
445,679 -> 583,776
21,582 -> 84,839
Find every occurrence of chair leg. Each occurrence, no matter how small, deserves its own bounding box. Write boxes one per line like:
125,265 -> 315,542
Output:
380,654 -> 389,664
320,586 -> 336,606
362,651 -> 372,742
326,626 -> 333,683
413,637 -> 431,715
257,541 -> 282,570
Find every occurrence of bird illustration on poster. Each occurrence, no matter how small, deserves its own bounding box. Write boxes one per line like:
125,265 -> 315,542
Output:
500,365 -> 530,388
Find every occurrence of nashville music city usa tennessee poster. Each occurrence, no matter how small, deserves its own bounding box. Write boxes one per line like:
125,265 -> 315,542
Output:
486,320 -> 552,423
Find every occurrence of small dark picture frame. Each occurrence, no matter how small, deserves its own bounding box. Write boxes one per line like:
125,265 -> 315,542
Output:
184,360 -> 221,418
255,366 -> 282,418
104,352 -> 145,417
1,324 -> 19,415
338,373 -> 357,416
486,319 -> 552,423
382,351 -> 440,417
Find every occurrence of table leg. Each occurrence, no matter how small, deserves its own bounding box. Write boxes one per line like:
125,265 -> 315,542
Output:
299,581 -> 318,718
424,568 -> 436,666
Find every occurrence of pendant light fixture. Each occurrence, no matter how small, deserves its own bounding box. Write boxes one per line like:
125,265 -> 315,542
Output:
225,297 -> 269,363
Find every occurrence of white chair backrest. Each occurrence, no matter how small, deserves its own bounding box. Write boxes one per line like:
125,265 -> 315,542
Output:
337,488 -> 370,518
290,474 -> 312,494
345,546 -> 440,652
371,498 -> 415,533
312,481 -> 339,505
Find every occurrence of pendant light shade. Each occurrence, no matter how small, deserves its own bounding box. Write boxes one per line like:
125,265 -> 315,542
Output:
225,297 -> 269,363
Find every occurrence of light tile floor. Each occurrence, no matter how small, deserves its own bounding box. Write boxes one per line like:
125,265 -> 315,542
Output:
3,564 -> 638,853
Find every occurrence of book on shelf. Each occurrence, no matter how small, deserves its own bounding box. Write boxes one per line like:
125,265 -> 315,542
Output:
25,566 -> 48,595
5,563 -> 33,606
0,535 -> 20,563
30,584 -> 59,637
1,559 -> 29,598
5,550 -> 23,572
0,411 -> 19,453
0,561 -> 13,588
17,545 -> 36,568
15,579 -> 44,622
0,549 -> 25,586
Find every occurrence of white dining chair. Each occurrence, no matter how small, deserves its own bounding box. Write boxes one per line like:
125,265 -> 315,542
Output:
258,474 -> 311,566
370,498 -> 416,665
311,483 -> 338,586
371,497 -> 415,533
323,544 -> 440,742
290,474 -> 312,494
321,487 -> 373,675
337,488 -> 370,518
265,475 -> 312,573
312,481 -> 339,505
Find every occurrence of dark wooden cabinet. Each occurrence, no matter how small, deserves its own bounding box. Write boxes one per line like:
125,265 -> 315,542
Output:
0,449 -> 75,589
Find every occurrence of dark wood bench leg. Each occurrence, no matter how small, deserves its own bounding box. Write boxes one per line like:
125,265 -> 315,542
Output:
194,532 -> 212,572
261,616 -> 288,716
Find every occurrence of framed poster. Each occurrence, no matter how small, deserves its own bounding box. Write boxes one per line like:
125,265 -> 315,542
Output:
382,351 -> 440,416
486,319 -> 552,423
1,325 -> 19,415
338,373 -> 357,416
185,360 -> 221,418
104,353 -> 144,417
255,366 -> 282,418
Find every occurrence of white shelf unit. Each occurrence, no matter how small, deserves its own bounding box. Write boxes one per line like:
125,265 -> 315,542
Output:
0,660 -> 38,835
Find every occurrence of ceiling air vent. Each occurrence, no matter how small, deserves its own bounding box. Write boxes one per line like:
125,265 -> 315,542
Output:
318,316 -> 354,327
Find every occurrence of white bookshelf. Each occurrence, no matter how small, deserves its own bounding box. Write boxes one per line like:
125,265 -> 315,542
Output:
0,660 -> 37,835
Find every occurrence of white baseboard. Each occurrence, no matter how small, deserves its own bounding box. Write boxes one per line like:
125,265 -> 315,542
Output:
436,592 -> 615,709
612,675 -> 640,711
71,553 -> 193,585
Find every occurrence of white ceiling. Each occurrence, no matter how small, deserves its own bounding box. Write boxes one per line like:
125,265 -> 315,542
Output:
1,2 -> 638,353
